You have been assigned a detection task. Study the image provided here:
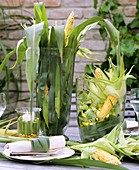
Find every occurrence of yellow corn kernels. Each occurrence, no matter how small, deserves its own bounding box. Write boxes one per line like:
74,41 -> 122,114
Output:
94,67 -> 103,78
98,95 -> 117,120
93,149 -> 121,165
64,11 -> 74,46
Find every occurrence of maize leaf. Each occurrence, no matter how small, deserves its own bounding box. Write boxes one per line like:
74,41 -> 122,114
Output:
44,158 -> 128,170
55,62 -> 60,118
0,49 -> 16,72
25,22 -> 44,112
34,2 -> 48,46
54,25 -> 64,60
42,95 -> 49,128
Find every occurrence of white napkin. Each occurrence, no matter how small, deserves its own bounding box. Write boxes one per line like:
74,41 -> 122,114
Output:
49,135 -> 66,149
4,140 -> 32,153
4,135 -> 66,153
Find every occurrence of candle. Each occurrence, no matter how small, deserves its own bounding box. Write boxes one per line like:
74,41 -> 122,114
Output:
22,112 -> 35,122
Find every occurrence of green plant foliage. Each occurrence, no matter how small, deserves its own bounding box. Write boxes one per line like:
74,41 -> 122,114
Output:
97,0 -> 139,90
0,5 -> 33,119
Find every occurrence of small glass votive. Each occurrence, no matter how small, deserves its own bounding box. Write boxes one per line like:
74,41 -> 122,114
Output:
15,107 -> 41,138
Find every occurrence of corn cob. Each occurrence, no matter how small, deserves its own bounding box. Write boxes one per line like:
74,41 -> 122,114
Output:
92,149 -> 121,165
94,67 -> 107,90
94,67 -> 117,120
98,95 -> 117,120
64,11 -> 74,46
0,129 -> 18,137
94,67 -> 108,80
94,67 -> 103,78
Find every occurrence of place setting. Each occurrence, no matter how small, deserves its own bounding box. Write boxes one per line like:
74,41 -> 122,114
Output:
2,135 -> 75,162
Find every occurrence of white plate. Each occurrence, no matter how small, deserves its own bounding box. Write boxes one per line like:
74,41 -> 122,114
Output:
126,120 -> 138,129
3,147 -> 75,162
125,120 -> 138,136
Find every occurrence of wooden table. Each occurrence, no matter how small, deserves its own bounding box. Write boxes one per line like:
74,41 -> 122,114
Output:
0,126 -> 139,170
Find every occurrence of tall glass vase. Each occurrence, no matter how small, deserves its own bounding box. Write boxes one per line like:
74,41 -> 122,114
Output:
36,48 -> 75,136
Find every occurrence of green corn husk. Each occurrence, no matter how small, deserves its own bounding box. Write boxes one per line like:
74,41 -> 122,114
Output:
68,123 -> 139,161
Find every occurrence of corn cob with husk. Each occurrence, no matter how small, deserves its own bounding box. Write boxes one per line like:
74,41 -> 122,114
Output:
64,11 -> 74,46
94,67 -> 109,80
94,67 -> 104,79
92,149 -> 121,165
94,67 -> 118,120
77,57 -> 135,142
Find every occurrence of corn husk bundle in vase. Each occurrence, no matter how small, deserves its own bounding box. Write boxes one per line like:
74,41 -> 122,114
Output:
32,3 -> 126,136
77,50 -> 134,142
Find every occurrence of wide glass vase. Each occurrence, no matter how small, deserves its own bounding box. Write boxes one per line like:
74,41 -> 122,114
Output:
36,48 -> 75,136
76,78 -> 125,142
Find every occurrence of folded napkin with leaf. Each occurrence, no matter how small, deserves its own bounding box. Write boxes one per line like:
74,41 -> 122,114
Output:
4,135 -> 66,155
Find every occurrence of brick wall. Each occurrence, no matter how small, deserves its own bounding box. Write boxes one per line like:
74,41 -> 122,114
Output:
0,0 -> 137,108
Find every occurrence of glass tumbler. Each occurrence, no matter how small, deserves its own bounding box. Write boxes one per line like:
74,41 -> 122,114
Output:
16,107 -> 41,138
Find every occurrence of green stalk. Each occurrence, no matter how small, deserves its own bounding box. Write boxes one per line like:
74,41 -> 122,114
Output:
26,121 -> 31,135
32,118 -> 39,134
17,116 -> 22,134
22,121 -> 25,135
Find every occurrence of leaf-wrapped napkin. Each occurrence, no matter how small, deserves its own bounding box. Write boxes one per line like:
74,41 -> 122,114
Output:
4,135 -> 66,153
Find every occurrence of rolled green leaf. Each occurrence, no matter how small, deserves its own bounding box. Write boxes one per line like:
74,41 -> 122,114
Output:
31,136 -> 50,152
17,116 -> 23,134
22,121 -> 26,135
32,118 -> 39,135
26,121 -> 31,135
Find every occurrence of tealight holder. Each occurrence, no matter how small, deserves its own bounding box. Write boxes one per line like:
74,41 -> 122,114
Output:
15,107 -> 41,138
